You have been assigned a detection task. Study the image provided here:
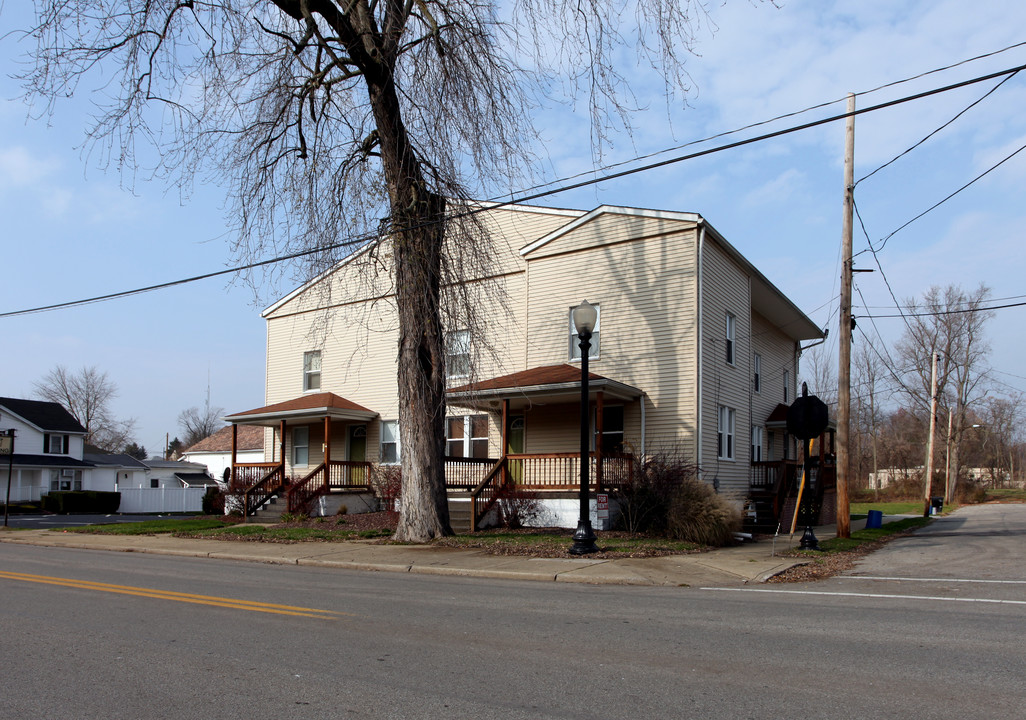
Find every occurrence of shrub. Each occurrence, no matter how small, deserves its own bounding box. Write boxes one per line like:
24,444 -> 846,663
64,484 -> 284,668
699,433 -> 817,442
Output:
665,477 -> 742,547
616,447 -> 699,534
955,479 -> 987,505
371,465 -> 402,513
495,484 -> 542,529
41,491 -> 121,514
202,486 -> 225,515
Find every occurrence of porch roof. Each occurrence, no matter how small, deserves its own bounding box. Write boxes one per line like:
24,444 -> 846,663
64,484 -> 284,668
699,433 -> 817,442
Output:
223,392 -> 377,427
447,364 -> 643,410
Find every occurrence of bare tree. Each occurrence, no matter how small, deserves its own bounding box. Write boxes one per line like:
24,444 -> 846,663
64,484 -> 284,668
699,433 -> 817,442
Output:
799,343 -> 837,407
895,284 -> 993,502
18,1 -> 725,541
33,365 -> 138,452
179,405 -> 227,448
852,342 -> 885,494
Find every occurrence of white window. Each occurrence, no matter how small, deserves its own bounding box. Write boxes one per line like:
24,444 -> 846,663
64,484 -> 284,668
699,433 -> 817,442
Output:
751,425 -> 763,462
446,330 -> 471,380
717,406 -> 736,460
725,312 -> 736,365
380,420 -> 400,464
303,351 -> 321,391
45,434 -> 67,454
446,415 -> 489,458
569,304 -> 600,360
783,369 -> 790,403
292,426 -> 310,466
753,353 -> 762,393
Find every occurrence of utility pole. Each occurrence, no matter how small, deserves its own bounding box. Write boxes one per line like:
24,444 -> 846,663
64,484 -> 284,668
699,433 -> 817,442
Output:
836,93 -> 855,539
923,351 -> 939,517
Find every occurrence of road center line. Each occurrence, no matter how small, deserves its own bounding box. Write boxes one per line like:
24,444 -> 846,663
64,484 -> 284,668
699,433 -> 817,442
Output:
700,587 -> 1026,605
0,570 -> 345,619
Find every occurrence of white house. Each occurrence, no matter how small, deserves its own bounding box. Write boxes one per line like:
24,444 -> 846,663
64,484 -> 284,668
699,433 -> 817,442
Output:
181,425 -> 264,483
0,396 -> 96,503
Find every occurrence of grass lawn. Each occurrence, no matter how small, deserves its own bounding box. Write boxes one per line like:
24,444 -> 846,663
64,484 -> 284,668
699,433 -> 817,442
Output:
793,517 -> 931,556
66,516 -> 392,541
985,488 -> 1026,502
434,529 -> 700,558
850,501 -> 930,516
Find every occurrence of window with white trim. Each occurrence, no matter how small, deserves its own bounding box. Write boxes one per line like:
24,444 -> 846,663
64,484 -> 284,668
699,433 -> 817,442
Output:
717,406 -> 736,460
446,415 -> 489,458
725,312 -> 736,365
303,351 -> 321,391
753,353 -> 762,393
569,304 -> 600,360
751,425 -> 763,462
44,433 -> 68,454
446,330 -> 471,380
292,426 -> 310,466
380,420 -> 400,464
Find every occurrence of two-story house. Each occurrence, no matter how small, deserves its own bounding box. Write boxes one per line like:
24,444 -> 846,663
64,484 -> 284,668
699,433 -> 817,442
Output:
0,396 -> 94,503
223,203 -> 825,529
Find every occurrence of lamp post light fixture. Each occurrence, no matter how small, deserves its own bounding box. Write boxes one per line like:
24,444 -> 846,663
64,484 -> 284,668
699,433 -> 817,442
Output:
570,300 -> 599,556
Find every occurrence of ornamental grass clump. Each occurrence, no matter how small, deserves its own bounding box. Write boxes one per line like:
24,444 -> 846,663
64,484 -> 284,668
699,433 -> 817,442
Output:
666,476 -> 742,547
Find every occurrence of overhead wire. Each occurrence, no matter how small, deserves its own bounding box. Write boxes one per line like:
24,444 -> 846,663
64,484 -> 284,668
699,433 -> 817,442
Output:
4,60 -> 1026,319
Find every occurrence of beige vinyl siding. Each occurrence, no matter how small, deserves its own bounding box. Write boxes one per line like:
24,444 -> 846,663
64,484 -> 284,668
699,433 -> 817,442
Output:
700,237 -> 752,496
751,311 -> 796,459
524,216 -> 700,457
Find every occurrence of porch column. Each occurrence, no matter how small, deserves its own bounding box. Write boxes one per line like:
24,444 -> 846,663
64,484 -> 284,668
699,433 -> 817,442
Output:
501,399 -> 509,487
279,420 -> 287,478
324,416 -> 331,467
596,391 -> 604,492
230,424 -> 238,480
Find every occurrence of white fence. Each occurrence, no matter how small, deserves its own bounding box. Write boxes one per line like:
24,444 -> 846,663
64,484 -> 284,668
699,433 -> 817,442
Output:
116,486 -> 212,514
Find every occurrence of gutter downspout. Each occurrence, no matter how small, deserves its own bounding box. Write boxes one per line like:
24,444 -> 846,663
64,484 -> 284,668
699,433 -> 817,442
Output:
696,222 -> 706,470
640,393 -> 647,458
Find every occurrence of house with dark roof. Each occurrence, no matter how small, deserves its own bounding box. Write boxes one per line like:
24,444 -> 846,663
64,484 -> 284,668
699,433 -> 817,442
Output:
0,396 -> 95,503
223,203 -> 830,529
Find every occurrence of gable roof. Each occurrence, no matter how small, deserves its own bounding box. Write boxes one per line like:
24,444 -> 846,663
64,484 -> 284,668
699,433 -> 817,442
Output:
447,364 -> 643,409
0,397 -> 86,433
183,425 -> 264,454
83,452 -> 149,469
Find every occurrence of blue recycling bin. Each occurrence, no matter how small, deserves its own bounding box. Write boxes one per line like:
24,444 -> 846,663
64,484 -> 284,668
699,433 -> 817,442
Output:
865,509 -> 883,529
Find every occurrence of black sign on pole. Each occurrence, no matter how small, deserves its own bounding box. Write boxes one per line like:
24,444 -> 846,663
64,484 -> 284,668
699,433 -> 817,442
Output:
786,384 -> 829,440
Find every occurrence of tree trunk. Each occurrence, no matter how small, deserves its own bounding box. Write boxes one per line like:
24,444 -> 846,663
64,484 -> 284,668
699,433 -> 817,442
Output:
365,67 -> 453,541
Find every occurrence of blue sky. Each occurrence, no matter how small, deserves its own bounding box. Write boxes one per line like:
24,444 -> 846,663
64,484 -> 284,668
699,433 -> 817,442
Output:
2,0 -> 1025,454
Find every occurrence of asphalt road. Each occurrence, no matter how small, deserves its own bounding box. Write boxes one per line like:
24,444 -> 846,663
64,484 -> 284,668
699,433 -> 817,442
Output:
3,513 -> 167,529
1,504 -> 1024,719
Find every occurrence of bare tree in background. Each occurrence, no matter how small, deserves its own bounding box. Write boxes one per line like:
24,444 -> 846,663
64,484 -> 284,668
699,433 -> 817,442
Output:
33,365 -> 138,452
895,284 -> 993,502
179,404 -> 227,448
17,0 -> 727,541
852,341 -> 885,494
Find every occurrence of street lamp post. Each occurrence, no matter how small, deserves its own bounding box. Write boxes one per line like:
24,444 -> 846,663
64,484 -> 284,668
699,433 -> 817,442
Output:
570,300 -> 599,556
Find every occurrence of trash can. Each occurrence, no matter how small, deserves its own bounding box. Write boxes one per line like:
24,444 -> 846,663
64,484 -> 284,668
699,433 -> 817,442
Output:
865,509 -> 883,529
931,496 -> 944,515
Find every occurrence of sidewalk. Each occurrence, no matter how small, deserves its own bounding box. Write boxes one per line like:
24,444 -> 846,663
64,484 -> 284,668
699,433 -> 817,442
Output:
0,520 -> 870,588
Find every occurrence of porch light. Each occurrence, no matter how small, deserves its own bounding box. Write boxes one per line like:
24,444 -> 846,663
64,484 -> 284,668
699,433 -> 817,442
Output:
570,299 -> 599,555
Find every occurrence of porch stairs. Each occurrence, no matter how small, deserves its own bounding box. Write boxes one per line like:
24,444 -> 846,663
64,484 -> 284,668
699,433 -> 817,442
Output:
447,492 -> 473,533
249,493 -> 286,522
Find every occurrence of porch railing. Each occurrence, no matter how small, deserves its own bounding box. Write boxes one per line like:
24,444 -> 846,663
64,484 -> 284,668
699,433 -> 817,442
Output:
501,452 -> 634,492
287,460 -> 374,515
243,464 -> 285,516
469,458 -> 506,532
231,462 -> 281,491
444,457 -> 498,490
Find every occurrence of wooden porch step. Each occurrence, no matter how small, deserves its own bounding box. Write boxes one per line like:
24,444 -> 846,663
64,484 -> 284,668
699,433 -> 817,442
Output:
447,493 -> 472,533
250,494 -> 285,521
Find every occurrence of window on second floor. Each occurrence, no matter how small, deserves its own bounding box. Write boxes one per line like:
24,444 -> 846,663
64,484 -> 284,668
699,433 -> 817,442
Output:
303,351 -> 321,392
446,415 -> 488,458
783,369 -> 790,403
725,312 -> 736,365
569,304 -> 600,360
717,406 -> 736,461
753,353 -> 762,393
44,433 -> 69,454
446,330 -> 471,380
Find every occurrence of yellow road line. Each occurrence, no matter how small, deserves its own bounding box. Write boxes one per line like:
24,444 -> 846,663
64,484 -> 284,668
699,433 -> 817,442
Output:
0,570 -> 345,619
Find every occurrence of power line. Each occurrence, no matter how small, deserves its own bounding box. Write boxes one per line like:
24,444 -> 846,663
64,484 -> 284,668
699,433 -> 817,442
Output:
863,299 -> 1026,319
4,60 -> 1026,319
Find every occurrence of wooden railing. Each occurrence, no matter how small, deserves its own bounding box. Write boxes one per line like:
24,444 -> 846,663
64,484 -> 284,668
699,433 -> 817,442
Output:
501,452 -> 634,492
470,458 -> 506,532
287,460 -> 374,515
444,457 -> 498,490
231,462 -> 281,491
243,464 -> 285,516
750,459 -> 800,492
